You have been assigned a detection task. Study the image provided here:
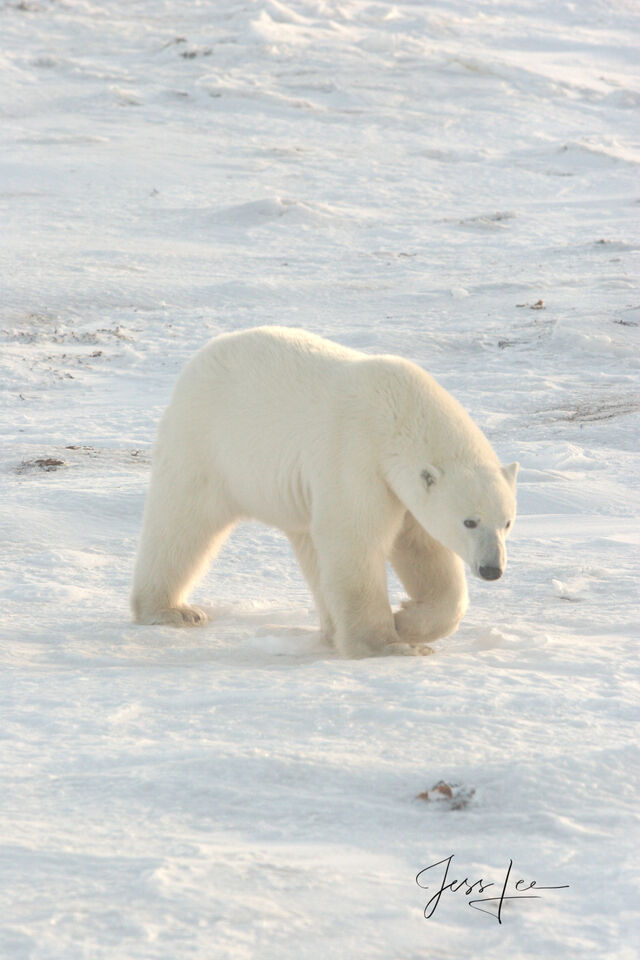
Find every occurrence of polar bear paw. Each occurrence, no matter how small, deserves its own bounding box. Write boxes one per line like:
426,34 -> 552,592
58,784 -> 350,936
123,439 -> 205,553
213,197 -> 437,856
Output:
171,605 -> 208,626
135,604 -> 209,626
383,640 -> 434,657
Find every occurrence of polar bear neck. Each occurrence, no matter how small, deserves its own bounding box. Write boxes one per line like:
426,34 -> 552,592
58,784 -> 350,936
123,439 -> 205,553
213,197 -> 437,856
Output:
366,354 -> 501,473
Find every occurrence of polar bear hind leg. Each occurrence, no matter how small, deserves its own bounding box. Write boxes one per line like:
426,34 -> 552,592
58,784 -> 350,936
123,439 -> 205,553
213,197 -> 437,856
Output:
287,532 -> 335,643
391,512 -> 469,644
131,464 -> 237,626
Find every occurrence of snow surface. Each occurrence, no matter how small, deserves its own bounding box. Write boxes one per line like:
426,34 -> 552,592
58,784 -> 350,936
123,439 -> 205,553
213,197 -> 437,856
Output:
1,0 -> 639,957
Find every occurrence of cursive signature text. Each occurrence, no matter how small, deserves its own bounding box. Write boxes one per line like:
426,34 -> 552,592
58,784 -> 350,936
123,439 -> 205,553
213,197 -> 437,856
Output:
416,855 -> 569,924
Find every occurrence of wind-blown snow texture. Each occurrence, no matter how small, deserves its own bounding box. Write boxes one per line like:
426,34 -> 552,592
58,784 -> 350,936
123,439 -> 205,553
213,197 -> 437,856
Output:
1,1 -> 639,957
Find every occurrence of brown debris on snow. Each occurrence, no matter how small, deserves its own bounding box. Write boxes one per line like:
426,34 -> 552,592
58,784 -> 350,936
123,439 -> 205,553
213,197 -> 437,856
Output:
416,781 -> 475,810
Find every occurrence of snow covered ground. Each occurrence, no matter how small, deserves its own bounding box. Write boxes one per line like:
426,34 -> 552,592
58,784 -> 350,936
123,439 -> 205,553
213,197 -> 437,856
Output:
1,0 -> 639,956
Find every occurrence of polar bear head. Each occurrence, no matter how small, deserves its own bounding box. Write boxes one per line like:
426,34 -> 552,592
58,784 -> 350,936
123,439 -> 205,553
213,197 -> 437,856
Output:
386,452 -> 518,580
416,460 -> 518,580
375,356 -> 518,580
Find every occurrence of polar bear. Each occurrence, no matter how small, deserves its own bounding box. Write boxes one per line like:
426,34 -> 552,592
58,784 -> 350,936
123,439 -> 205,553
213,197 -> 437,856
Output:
131,326 -> 518,657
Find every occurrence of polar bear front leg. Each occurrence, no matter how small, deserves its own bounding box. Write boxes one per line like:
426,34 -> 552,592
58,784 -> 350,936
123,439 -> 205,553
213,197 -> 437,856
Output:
312,528 -> 409,658
391,511 -> 469,644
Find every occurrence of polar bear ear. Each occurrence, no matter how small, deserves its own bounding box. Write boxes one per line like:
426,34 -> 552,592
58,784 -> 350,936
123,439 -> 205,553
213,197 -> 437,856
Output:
501,462 -> 519,488
421,465 -> 442,489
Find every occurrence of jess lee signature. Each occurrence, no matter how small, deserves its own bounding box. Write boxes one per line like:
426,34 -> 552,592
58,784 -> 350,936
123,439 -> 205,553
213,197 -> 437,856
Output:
416,855 -> 569,924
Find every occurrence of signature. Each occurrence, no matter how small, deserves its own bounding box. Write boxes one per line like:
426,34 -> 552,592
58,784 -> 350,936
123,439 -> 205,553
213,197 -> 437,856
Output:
416,855 -> 569,924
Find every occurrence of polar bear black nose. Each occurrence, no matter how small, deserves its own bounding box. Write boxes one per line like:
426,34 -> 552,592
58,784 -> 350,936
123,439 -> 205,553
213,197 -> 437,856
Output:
479,565 -> 502,581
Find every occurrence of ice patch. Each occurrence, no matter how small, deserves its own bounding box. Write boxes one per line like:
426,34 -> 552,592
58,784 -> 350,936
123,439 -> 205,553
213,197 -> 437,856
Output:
552,319 -> 640,358
153,196 -> 357,237
552,578 -> 587,602
218,197 -> 295,222
110,87 -> 142,107
475,627 -> 507,650
262,0 -> 308,25
450,286 -> 469,299
559,138 -> 640,167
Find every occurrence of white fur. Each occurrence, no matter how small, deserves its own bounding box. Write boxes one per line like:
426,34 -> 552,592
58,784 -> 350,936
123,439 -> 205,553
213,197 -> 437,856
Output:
131,327 -> 518,657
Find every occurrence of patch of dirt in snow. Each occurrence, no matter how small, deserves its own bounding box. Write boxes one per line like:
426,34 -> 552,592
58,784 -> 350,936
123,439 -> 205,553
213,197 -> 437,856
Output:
543,396 -> 640,424
13,446 -> 149,475
15,457 -> 66,473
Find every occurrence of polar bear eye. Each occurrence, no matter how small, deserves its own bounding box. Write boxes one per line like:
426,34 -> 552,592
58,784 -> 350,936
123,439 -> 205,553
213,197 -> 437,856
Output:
464,519 -> 478,529
505,520 -> 511,530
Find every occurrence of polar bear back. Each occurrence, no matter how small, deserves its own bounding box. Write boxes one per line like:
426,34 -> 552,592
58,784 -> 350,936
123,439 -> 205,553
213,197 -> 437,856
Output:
156,325 -> 498,532
157,327 -> 375,530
